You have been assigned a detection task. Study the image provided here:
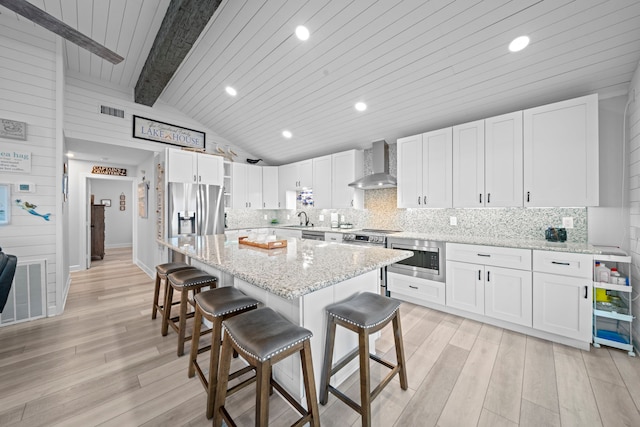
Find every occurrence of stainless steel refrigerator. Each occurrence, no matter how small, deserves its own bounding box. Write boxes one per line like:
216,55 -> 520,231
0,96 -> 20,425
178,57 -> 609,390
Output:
167,182 -> 224,260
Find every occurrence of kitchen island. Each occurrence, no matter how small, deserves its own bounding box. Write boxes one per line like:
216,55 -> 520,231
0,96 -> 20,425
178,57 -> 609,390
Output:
158,234 -> 412,402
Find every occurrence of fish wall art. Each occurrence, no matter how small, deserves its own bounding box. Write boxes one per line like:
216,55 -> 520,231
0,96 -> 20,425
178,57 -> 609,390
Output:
15,199 -> 51,221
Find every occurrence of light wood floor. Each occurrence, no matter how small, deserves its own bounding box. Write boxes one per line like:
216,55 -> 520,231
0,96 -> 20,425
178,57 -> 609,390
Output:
1,248 -> 640,426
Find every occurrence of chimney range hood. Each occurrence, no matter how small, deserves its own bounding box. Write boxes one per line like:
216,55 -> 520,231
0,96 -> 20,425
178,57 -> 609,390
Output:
348,140 -> 397,189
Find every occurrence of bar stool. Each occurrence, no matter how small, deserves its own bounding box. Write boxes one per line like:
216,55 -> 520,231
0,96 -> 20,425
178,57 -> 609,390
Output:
162,269 -> 217,356
152,262 -> 195,320
213,307 -> 320,427
188,286 -> 260,419
319,292 -> 407,427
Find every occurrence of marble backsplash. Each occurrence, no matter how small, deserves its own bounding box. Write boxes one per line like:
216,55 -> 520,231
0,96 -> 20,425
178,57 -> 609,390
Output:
226,187 -> 588,242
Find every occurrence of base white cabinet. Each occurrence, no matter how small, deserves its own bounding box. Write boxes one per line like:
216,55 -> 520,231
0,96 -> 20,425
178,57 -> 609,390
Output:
446,243 -> 532,327
532,250 -> 592,342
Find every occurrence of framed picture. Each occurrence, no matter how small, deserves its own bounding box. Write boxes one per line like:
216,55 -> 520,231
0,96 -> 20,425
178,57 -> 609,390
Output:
0,183 -> 9,225
0,118 -> 27,140
100,199 -> 111,207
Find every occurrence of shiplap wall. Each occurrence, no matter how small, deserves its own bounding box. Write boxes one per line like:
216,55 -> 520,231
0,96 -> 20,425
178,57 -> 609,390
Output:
628,61 -> 640,347
0,14 -> 60,314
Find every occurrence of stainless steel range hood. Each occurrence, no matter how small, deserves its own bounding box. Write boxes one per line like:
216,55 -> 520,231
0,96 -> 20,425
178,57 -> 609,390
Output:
348,140 -> 397,189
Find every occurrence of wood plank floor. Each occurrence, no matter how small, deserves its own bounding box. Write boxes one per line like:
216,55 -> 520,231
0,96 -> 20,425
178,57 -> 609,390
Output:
1,247 -> 640,426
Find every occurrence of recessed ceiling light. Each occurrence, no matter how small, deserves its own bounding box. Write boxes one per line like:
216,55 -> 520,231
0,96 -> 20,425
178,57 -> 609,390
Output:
509,35 -> 529,52
355,102 -> 367,112
66,152 -> 74,157
282,130 -> 292,139
295,25 -> 310,41
225,86 -> 237,96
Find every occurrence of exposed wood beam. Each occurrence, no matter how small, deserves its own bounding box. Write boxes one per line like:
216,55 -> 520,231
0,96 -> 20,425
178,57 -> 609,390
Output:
134,0 -> 222,107
0,0 -> 124,64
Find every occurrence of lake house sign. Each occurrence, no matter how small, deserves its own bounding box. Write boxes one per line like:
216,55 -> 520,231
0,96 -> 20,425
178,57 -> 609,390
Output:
133,115 -> 205,150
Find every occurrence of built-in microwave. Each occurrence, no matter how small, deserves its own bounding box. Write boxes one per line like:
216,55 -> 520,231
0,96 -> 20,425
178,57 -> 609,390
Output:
386,237 -> 446,282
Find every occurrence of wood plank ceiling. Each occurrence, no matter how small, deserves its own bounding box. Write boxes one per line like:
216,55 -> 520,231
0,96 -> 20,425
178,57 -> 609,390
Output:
2,0 -> 640,165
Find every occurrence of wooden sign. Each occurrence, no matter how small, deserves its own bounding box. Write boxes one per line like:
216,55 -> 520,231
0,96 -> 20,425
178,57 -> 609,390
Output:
133,115 -> 205,149
92,166 -> 127,176
0,118 -> 27,140
0,150 -> 31,173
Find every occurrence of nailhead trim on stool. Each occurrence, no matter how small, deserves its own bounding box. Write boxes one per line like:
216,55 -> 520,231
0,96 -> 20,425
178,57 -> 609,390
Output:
152,262 -> 195,321
188,287 -> 259,419
162,269 -> 217,356
213,307 -> 320,427
319,292 -> 408,427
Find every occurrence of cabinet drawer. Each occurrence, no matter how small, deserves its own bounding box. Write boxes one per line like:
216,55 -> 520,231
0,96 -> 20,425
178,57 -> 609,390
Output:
387,272 -> 445,305
533,251 -> 592,278
447,243 -> 531,270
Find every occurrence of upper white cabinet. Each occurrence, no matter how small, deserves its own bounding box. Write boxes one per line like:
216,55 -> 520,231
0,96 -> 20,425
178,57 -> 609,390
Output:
524,94 -> 598,207
231,163 -> 262,209
397,128 -> 452,208
332,150 -> 364,209
453,113 -> 523,207
312,155 -> 332,209
278,159 -> 313,209
262,166 -> 279,209
167,149 -> 223,186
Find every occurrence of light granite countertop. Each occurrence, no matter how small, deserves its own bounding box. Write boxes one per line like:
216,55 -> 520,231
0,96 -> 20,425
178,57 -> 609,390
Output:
387,232 -> 605,254
159,234 -> 412,299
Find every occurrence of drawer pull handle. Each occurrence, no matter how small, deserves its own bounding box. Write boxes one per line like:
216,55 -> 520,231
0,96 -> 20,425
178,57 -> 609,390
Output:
487,271 -> 490,282
584,286 -> 588,299
409,285 -> 418,289
551,261 -> 570,266
477,254 -> 491,257
478,270 -> 481,280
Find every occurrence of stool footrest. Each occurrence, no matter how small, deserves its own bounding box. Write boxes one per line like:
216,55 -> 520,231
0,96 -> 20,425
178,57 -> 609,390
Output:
328,385 -> 361,413
328,347 -> 360,377
272,379 -> 309,420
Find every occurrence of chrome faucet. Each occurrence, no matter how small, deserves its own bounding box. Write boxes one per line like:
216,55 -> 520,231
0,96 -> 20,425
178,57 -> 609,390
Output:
297,211 -> 309,226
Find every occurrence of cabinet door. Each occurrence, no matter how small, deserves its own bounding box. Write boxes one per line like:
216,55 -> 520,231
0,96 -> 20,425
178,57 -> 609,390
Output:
485,266 -> 532,327
446,261 -> 484,314
262,166 -> 279,209
297,159 -> 313,188
423,127 -> 453,208
485,111 -> 523,207
196,154 -> 223,186
278,163 -> 297,209
453,120 -> 484,207
167,149 -> 196,183
246,165 -> 262,209
524,94 -> 598,207
231,163 -> 247,208
532,272 -> 592,342
312,155 -> 332,209
396,134 -> 423,208
332,150 -> 363,209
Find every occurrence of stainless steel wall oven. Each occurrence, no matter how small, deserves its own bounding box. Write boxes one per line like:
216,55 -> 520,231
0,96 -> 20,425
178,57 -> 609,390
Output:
386,237 -> 446,282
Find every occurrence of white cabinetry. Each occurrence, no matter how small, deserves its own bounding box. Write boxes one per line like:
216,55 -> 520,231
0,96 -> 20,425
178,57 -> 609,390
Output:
312,155 -> 332,209
231,163 -> 262,209
278,159 -> 312,209
446,243 -> 532,326
532,251 -> 592,342
388,272 -> 446,306
397,128 -> 452,208
167,148 -> 223,185
325,232 -> 343,243
524,94 -> 598,207
262,166 -> 279,209
453,113 -> 523,207
332,150 -> 364,209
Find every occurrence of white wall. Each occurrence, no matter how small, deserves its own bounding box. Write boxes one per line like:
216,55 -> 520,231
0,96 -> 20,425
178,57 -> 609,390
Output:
0,14 -> 63,315
627,61 -> 640,347
90,179 -> 133,248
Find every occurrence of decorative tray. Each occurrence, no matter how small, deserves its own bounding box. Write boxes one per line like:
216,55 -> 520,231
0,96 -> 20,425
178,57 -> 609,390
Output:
238,236 -> 288,249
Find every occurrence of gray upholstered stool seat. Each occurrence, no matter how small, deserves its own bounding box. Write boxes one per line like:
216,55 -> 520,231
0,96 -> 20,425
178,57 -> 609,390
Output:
213,307 -> 320,427
325,291 -> 402,328
162,269 -> 217,356
188,287 -> 259,419
319,292 -> 407,427
152,262 -> 195,320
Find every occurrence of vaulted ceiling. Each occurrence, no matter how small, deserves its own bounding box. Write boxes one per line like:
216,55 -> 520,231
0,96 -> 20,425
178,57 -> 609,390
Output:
3,0 -> 640,166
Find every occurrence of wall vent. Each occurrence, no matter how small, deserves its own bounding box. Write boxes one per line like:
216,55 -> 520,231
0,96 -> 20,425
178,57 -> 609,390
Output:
0,260 -> 46,326
100,105 -> 125,118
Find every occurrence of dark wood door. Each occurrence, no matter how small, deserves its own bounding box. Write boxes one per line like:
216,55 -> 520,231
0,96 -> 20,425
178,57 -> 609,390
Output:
91,205 -> 105,260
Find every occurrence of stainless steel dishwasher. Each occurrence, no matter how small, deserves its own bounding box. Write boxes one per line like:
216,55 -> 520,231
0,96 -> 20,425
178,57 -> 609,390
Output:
301,230 -> 325,241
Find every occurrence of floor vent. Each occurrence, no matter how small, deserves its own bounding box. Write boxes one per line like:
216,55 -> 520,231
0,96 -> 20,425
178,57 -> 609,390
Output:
100,105 -> 125,118
0,260 -> 46,326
